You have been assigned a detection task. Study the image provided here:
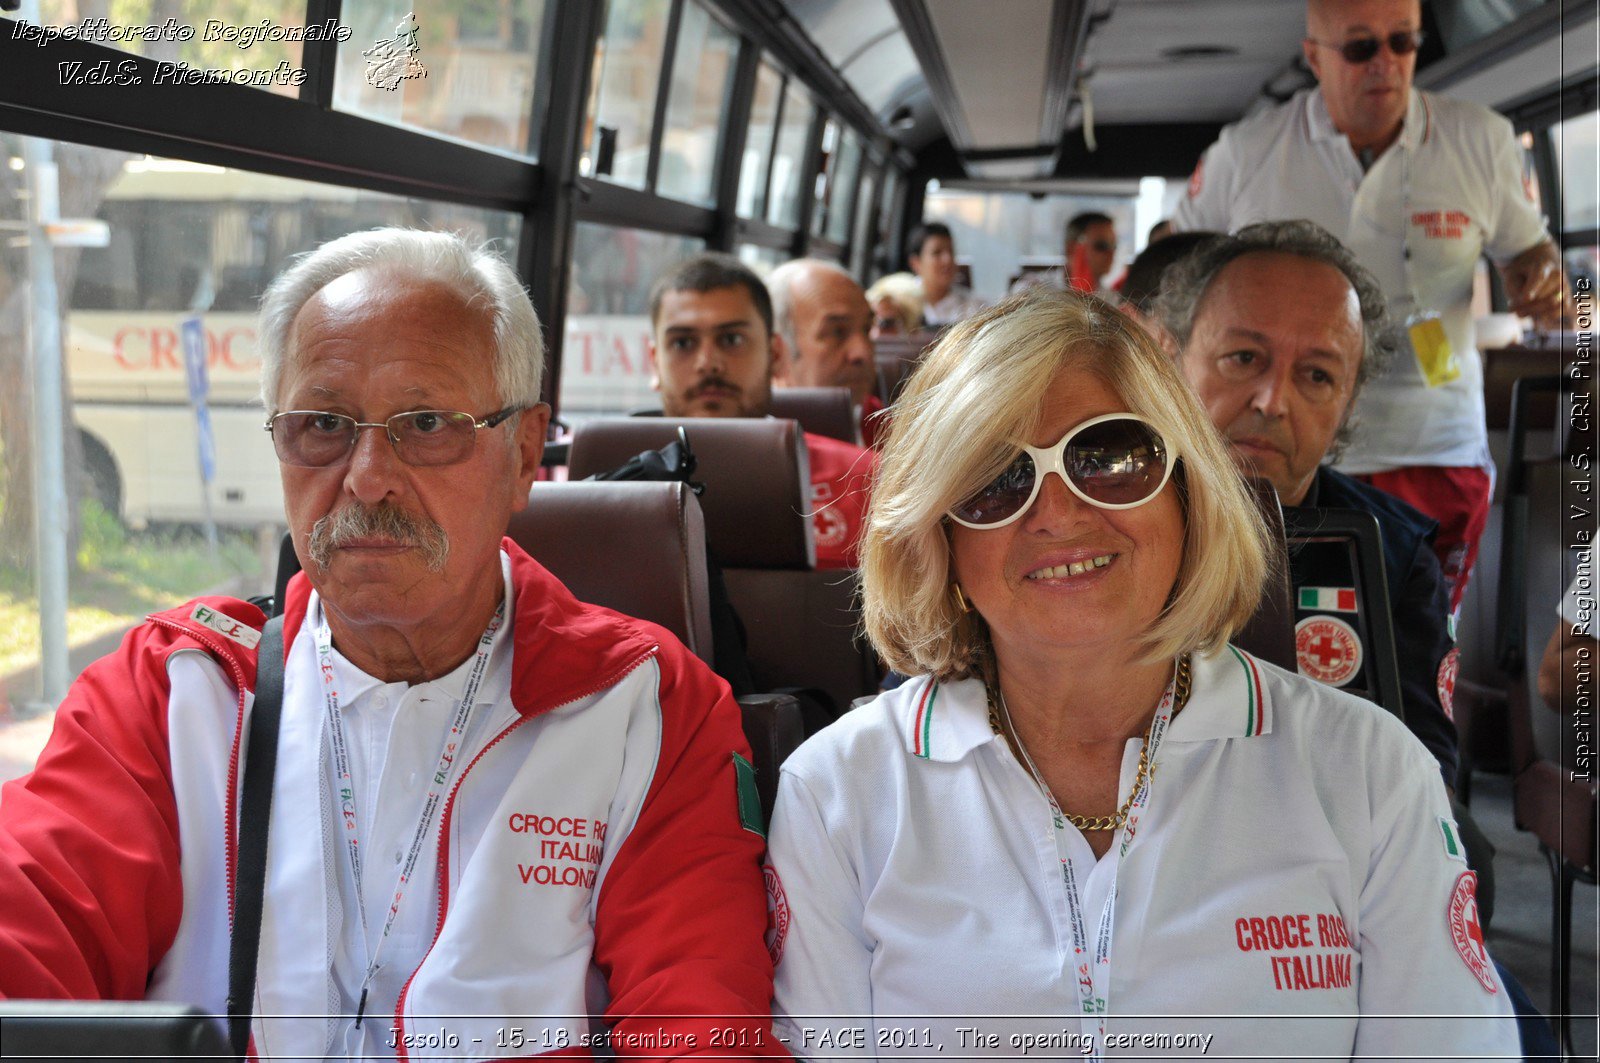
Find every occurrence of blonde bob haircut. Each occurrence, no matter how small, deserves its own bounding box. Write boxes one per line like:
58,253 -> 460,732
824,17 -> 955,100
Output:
860,289 -> 1272,680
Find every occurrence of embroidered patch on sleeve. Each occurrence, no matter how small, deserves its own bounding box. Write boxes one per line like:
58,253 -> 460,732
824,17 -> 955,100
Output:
733,752 -> 764,838
1437,648 -> 1460,721
1438,816 -> 1468,863
1448,871 -> 1498,993
189,603 -> 261,649
1295,615 -> 1362,687
764,864 -> 790,966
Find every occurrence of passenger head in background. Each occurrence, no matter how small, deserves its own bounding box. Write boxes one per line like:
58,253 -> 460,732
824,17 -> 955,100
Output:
1146,219 -> 1174,246
1158,219 -> 1393,507
647,253 -> 778,419
1303,0 -> 1422,159
767,258 -> 877,407
1120,230 -> 1220,325
866,272 -> 924,339
907,221 -> 959,306
1066,211 -> 1118,289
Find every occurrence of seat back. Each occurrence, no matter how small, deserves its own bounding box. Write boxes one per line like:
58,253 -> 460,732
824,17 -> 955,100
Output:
1233,477 -> 1297,672
569,416 -> 879,727
874,334 -> 932,404
568,417 -> 814,570
770,386 -> 858,444
1282,507 -> 1406,720
507,481 -> 714,668
722,566 -> 879,728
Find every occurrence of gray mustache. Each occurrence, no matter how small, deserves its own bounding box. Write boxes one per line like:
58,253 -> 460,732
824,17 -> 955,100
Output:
307,504 -> 450,573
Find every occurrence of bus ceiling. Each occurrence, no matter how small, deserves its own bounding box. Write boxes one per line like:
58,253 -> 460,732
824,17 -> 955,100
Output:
779,0 -> 1597,186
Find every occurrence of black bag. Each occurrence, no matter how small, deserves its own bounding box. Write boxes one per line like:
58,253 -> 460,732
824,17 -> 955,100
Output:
587,428 -> 758,697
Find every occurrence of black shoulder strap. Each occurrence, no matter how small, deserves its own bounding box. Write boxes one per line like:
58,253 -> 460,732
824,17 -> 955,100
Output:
228,614 -> 285,1060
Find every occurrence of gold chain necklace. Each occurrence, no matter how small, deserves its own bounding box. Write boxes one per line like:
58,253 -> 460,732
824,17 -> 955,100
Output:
987,654 -> 1192,833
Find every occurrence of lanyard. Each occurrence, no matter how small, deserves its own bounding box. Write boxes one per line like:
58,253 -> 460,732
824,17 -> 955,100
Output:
315,599 -> 505,1026
1006,676 -> 1178,1061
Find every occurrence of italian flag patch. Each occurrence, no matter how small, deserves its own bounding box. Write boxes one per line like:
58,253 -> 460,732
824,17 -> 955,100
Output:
1439,816 -> 1467,862
733,753 -> 765,838
1299,586 -> 1357,613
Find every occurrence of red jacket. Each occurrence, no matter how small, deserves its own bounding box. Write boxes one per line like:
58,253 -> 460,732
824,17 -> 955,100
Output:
0,539 -> 781,1059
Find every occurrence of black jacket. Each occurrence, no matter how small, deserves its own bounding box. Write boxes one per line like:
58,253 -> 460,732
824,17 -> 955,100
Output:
1288,467 -> 1459,789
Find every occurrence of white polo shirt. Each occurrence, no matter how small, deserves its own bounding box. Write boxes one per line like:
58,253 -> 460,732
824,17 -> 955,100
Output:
919,282 -> 989,327
767,646 -> 1519,1060
1173,87 -> 1550,473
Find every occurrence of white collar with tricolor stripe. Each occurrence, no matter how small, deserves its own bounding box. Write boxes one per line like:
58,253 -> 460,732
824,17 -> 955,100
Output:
897,645 -> 1275,763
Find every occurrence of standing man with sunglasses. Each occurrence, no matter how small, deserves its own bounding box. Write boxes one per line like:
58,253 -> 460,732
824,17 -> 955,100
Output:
0,229 -> 781,1060
1173,0 -> 1565,613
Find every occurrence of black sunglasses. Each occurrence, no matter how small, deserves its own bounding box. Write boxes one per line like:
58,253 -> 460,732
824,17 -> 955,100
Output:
1311,30 -> 1424,64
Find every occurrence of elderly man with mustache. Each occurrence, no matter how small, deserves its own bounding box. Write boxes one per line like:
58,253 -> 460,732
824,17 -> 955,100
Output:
0,229 -> 781,1060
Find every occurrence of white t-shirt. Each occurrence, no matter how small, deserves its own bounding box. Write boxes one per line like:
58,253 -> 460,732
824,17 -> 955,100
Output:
767,646 -> 1519,1060
1173,87 -> 1550,473
919,282 -> 989,327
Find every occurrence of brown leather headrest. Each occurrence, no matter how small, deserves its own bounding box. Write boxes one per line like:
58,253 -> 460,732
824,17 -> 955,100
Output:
509,481 -> 714,666
567,417 -> 814,569
770,387 -> 858,444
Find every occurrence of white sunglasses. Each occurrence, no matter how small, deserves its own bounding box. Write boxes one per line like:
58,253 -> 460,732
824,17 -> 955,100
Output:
948,413 -> 1177,530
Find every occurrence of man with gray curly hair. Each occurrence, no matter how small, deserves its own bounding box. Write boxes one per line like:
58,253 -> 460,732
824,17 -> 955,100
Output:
1161,218 -> 1488,906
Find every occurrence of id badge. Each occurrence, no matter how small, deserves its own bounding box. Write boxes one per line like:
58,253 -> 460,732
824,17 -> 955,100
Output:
1406,310 -> 1459,387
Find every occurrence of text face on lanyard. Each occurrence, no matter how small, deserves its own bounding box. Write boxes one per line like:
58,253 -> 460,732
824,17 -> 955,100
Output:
316,599 -> 505,1026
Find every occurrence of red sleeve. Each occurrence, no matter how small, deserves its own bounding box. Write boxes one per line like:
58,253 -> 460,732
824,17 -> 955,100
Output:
591,643 -> 786,1058
0,627 -> 186,999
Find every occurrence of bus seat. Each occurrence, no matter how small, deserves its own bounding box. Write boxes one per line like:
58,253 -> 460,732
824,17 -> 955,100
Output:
873,334 -> 932,404
740,692 -> 806,825
568,418 -> 814,569
1493,372 -> 1596,1051
509,481 -> 715,669
1233,477 -> 1297,673
569,417 -> 879,729
1282,507 -> 1407,721
769,386 -> 859,444
1481,338 -> 1571,431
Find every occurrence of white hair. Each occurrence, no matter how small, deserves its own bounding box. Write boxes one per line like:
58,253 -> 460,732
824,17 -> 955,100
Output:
257,227 -> 544,411
767,258 -> 856,357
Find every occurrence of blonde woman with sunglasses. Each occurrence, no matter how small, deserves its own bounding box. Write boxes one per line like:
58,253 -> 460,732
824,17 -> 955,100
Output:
765,291 -> 1518,1059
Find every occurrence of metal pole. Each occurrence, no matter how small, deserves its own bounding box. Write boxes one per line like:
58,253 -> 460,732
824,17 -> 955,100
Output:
23,134 -> 70,708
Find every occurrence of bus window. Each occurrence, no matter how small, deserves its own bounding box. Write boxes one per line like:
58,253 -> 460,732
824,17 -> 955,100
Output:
657,1 -> 739,206
562,223 -> 703,422
767,82 -> 817,229
581,0 -> 673,187
21,1 -> 308,98
332,0 -> 548,155
736,62 -> 784,218
24,147 -> 518,529
738,244 -> 786,276
824,129 -> 865,246
1558,111 -> 1599,233
921,188 -> 1150,297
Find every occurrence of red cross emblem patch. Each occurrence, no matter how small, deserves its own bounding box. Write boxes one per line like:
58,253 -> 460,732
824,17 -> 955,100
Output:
764,864 -> 790,966
1448,871 -> 1498,993
1437,648 -> 1460,721
1295,615 -> 1363,687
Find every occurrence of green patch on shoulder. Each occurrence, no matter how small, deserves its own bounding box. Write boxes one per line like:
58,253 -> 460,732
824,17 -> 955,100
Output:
733,752 -> 765,838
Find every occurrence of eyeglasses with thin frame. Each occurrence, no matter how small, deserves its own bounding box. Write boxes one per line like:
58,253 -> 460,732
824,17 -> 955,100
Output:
948,413 -> 1176,530
1309,29 -> 1424,64
264,407 -> 523,468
